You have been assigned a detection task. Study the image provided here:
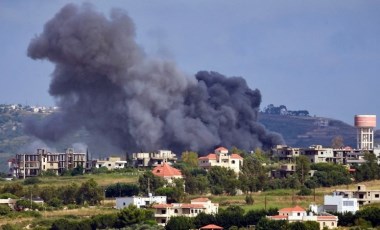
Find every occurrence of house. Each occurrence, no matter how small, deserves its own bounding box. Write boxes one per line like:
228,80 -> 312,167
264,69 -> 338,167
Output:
335,184 -> 380,206
115,194 -> 166,209
131,150 -> 177,167
267,205 -> 338,230
9,148 -> 86,178
92,156 -> 127,170
153,197 -> 218,226
152,163 -> 183,184
198,147 -> 243,174
323,193 -> 359,213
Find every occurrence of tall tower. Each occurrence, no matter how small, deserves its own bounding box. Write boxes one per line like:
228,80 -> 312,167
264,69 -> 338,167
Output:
354,115 -> 376,150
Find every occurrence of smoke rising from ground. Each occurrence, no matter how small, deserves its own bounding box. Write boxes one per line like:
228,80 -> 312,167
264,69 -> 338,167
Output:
25,3 -> 284,154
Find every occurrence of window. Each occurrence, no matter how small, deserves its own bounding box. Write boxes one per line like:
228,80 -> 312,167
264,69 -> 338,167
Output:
161,210 -> 166,214
297,212 -> 300,216
108,164 -> 111,167
343,201 -> 354,206
232,160 -> 235,164
174,209 -> 178,214
375,194 -> 379,198
323,222 -> 326,226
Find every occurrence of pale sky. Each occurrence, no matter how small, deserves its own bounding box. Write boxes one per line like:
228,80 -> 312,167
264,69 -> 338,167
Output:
1,0 -> 379,126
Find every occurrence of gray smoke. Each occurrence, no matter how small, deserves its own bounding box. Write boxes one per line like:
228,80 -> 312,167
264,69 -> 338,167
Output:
25,3 -> 284,154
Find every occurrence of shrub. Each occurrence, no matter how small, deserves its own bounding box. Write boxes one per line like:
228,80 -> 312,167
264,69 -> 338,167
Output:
245,194 -> 254,205
0,193 -> 19,199
0,205 -> 12,215
23,177 -> 41,185
297,186 -> 312,196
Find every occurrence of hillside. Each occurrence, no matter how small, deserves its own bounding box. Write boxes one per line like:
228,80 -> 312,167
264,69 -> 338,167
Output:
259,113 -> 358,148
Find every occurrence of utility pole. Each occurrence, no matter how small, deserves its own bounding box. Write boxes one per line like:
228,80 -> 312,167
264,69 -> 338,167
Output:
265,195 -> 267,210
147,178 -> 151,195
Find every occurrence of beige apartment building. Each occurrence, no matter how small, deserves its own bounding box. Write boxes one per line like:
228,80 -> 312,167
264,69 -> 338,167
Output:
335,185 -> 380,206
131,150 -> 177,167
9,148 -> 86,178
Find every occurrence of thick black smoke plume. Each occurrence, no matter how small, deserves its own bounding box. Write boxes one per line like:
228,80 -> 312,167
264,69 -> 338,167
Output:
25,3 -> 284,154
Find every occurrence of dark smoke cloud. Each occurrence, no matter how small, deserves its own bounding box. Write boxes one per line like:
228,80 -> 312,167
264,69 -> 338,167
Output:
25,3 -> 284,154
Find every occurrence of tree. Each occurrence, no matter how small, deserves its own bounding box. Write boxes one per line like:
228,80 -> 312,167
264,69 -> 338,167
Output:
165,216 -> 195,230
216,206 -> 245,229
138,171 -> 165,195
181,151 -> 198,167
295,155 -> 310,184
331,136 -> 344,149
60,183 -> 79,205
207,166 -> 238,195
76,179 -> 103,205
116,205 -> 154,228
91,213 -> 118,229
255,218 -> 288,230
193,212 -> 216,229
239,153 -> 268,192
106,183 -> 139,198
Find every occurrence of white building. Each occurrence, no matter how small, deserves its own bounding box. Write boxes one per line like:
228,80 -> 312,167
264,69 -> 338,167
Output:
268,205 -> 338,230
115,195 -> 167,209
153,197 -> 218,226
132,150 -> 177,167
323,193 -> 359,214
92,156 -> 127,170
198,147 -> 243,174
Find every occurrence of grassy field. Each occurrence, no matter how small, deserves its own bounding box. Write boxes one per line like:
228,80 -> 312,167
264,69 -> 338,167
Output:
0,172 -> 140,188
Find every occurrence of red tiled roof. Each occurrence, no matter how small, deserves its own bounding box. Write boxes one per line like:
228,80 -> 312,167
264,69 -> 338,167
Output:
152,204 -> 172,208
317,216 -> 338,220
151,163 -> 182,178
279,205 -> 305,212
215,147 -> 228,152
268,215 -> 288,220
191,197 -> 210,202
200,224 -> 223,230
231,154 -> 243,160
199,153 -> 217,160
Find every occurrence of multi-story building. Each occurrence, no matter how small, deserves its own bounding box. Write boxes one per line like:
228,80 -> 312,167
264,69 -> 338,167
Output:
198,147 -> 243,174
272,145 -> 301,161
271,163 -> 296,178
131,150 -> 177,167
335,184 -> 380,206
115,194 -> 167,209
92,156 -> 127,170
301,145 -> 334,164
267,205 -> 338,230
322,193 -> 359,213
9,148 -> 86,178
153,198 -> 218,226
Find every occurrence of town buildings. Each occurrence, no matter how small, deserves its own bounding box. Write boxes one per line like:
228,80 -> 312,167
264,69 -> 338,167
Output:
152,197 -> 218,226
92,156 -> 127,170
115,195 -> 167,209
267,205 -> 338,230
9,148 -> 86,178
131,150 -> 177,167
198,147 -> 243,174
